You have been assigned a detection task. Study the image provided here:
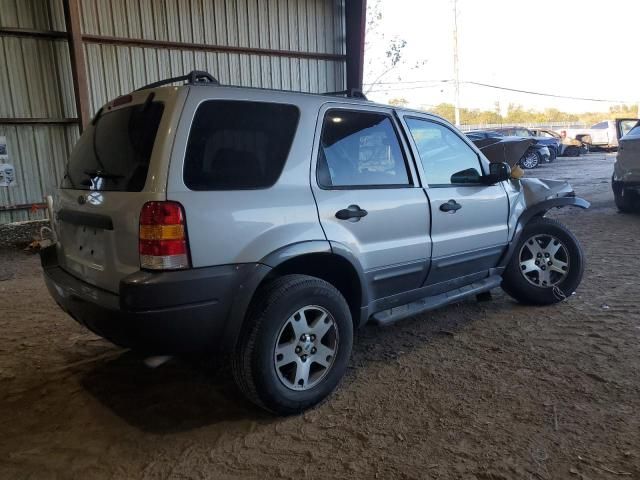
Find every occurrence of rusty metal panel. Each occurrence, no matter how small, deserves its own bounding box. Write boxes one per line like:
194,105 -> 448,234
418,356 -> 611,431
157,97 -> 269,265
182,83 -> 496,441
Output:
78,0 -> 346,91
0,0 -> 66,30
0,124 -> 79,223
0,36 -> 76,118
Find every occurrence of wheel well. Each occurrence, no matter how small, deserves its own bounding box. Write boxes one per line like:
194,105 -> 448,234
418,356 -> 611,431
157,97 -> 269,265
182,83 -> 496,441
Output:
262,253 -> 363,326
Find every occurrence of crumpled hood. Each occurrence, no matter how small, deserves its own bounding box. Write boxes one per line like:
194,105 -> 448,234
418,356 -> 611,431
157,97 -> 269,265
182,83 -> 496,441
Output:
519,178 -> 574,205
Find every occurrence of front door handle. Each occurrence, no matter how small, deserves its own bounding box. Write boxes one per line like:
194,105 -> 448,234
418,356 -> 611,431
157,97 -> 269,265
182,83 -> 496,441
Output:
336,205 -> 368,221
439,199 -> 462,213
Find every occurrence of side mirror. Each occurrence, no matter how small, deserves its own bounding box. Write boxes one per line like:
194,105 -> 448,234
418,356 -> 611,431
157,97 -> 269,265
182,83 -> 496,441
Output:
485,162 -> 512,183
450,168 -> 482,184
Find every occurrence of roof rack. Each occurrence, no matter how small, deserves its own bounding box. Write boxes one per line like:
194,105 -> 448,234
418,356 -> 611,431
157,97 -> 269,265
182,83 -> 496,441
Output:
323,89 -> 368,100
136,70 -> 219,91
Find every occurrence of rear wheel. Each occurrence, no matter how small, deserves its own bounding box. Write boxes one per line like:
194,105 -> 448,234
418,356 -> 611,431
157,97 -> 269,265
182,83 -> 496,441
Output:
520,150 -> 540,169
502,217 -> 584,305
232,274 -> 353,415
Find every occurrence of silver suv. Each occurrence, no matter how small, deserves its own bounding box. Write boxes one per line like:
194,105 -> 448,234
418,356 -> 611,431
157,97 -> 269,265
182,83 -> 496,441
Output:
41,71 -> 589,415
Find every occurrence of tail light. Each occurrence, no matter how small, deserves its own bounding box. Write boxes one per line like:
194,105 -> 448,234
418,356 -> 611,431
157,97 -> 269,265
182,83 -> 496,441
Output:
139,201 -> 190,270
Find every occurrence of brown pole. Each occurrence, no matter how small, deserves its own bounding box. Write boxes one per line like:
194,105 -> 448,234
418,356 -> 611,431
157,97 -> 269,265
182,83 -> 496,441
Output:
345,0 -> 367,92
63,0 -> 90,132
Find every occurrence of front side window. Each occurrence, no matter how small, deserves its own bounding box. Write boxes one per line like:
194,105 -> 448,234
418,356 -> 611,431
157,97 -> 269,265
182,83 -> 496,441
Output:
405,118 -> 483,186
317,110 -> 410,188
184,100 -> 299,190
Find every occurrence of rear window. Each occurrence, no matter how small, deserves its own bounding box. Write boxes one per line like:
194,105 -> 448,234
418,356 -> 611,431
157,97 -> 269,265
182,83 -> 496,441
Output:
183,100 -> 299,190
62,102 -> 164,191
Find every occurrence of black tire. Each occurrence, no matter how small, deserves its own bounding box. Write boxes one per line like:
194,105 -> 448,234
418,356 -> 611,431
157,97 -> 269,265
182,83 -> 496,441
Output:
232,274 -> 353,415
502,217 -> 585,305
520,150 -> 540,169
613,177 -> 639,213
566,146 -> 580,157
547,147 -> 556,162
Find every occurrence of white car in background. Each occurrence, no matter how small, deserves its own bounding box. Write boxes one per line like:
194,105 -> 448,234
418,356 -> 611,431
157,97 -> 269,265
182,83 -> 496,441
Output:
560,120 -> 639,151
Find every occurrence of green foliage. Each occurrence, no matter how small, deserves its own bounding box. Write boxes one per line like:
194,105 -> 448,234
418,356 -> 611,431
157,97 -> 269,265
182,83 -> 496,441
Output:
420,102 -> 638,126
388,97 -> 409,107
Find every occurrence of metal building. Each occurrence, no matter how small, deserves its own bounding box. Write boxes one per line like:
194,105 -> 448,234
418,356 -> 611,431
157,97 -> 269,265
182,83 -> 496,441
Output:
0,0 -> 366,223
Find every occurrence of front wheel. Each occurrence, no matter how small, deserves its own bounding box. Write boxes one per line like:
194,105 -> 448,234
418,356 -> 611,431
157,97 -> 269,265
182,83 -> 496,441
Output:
613,177 -> 639,213
520,150 -> 540,169
232,274 -> 353,415
502,217 -> 585,305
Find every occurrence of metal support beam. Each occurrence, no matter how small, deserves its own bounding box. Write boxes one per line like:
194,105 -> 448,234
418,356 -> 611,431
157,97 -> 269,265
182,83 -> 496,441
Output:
345,0 -> 367,92
63,0 -> 90,133
0,27 -> 67,40
81,34 -> 346,62
0,118 -> 79,125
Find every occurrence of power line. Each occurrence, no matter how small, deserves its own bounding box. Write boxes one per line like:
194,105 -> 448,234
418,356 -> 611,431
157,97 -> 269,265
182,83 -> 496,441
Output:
464,81 -> 630,103
365,78 -> 633,104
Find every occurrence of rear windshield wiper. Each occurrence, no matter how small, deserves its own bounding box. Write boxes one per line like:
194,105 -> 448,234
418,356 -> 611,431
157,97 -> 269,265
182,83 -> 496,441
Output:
83,169 -> 124,180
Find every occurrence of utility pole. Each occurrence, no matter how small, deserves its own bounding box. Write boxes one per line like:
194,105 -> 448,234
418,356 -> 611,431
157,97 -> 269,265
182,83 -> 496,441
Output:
452,0 -> 461,126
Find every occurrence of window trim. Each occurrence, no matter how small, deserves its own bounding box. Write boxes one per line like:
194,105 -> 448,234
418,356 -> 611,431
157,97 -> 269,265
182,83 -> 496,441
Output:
182,99 -> 301,191
315,108 -> 415,190
403,115 -> 486,188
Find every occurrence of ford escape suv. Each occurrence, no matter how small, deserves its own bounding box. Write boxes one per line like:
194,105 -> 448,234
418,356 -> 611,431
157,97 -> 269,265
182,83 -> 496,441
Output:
41,71 -> 589,415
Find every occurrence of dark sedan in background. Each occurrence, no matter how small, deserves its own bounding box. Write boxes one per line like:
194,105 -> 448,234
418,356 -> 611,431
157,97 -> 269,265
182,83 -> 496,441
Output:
488,126 -> 561,162
466,130 -> 550,169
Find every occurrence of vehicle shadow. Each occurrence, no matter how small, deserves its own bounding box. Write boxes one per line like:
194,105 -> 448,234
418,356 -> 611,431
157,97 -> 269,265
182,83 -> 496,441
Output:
79,293 -> 528,434
80,351 -> 270,434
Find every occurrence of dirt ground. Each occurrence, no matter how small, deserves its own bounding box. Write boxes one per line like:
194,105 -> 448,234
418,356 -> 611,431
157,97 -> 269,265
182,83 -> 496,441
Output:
1,153 -> 638,480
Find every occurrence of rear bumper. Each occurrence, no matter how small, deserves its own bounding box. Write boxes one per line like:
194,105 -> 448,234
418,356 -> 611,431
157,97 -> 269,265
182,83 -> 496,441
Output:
40,245 -> 270,354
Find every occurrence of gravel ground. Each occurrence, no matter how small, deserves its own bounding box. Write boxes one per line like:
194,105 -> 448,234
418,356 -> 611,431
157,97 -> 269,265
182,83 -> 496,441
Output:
0,153 -> 638,480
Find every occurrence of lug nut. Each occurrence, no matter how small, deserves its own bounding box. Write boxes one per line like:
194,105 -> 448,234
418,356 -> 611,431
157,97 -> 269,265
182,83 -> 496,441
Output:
300,334 -> 307,341
301,355 -> 307,362
548,261 -> 552,266
545,253 -> 550,258
310,334 -> 316,341
537,253 -> 542,258
311,347 -> 317,354
541,266 -> 546,271
535,260 -> 540,265
295,346 -> 302,353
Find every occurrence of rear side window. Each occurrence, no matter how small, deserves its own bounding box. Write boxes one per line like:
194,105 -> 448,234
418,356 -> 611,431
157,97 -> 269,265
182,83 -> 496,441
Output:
627,124 -> 640,136
183,101 -> 299,190
62,102 -> 164,191
317,110 -> 410,188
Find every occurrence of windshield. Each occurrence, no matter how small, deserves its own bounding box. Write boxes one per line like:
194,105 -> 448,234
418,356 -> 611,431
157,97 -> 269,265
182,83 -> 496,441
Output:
62,101 -> 164,191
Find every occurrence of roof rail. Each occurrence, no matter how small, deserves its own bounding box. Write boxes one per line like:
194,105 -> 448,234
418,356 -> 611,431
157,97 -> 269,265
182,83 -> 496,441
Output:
323,88 -> 368,100
135,70 -> 219,91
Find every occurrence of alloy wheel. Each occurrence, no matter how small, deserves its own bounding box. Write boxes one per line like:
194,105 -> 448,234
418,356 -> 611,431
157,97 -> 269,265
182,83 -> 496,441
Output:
273,305 -> 339,391
521,151 -> 539,169
519,234 -> 570,287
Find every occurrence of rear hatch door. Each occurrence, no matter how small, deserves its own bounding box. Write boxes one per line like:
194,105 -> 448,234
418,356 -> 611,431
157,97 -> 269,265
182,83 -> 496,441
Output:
54,87 -> 186,293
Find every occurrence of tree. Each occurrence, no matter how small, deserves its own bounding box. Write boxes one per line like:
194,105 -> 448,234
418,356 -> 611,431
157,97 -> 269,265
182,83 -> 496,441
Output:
363,0 -> 426,94
388,97 -> 409,107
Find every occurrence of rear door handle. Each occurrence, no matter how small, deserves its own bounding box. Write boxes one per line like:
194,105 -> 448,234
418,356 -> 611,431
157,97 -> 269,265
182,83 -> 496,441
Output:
439,199 -> 462,213
335,205 -> 368,221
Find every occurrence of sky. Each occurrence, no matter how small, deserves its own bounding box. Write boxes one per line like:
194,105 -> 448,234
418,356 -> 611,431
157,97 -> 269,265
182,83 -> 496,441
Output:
363,0 -> 640,114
